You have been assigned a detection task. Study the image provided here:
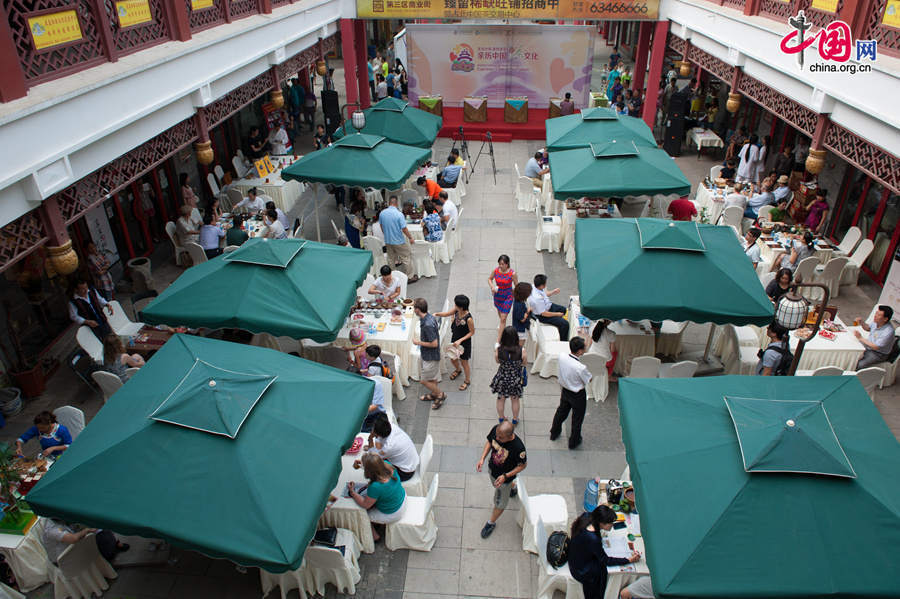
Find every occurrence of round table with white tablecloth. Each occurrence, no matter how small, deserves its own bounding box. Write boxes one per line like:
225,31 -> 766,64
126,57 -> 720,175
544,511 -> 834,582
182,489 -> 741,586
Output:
757,235 -> 836,265
0,518 -> 50,592
693,184 -> 726,225
230,173 -> 304,213
688,127 -> 724,156
334,310 -> 415,386
566,298 -> 657,376
787,318 -> 866,371
402,166 -> 437,191
319,455 -> 375,554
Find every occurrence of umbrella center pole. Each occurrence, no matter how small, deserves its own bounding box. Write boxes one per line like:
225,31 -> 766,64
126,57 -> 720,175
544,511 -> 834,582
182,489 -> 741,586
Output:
679,324 -> 725,376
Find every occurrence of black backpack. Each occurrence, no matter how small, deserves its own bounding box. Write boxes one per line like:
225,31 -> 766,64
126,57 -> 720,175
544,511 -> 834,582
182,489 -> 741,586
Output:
759,342 -> 793,376
546,531 -> 569,568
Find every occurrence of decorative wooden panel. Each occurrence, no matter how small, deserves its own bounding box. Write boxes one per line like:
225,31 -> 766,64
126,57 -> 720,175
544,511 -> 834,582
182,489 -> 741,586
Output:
738,73 -> 819,135
0,213 -> 48,273
103,0 -> 171,56
3,0 -> 106,84
824,122 -> 899,193
666,32 -> 686,56
722,0 -> 746,10
205,71 -> 272,127
863,0 -> 900,57
687,45 -> 736,82
229,0 -> 258,19
185,0 -> 225,31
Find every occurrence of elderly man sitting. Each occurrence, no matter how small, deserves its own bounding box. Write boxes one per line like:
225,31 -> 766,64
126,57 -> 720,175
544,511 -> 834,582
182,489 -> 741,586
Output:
744,182 -> 775,219
437,155 -> 463,188
854,305 -> 896,368
524,150 -> 549,188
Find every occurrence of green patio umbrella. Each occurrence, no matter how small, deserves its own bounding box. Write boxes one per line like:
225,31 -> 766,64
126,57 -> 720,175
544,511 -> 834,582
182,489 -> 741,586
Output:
619,375 -> 900,598
548,140 -> 691,199
26,334 -> 373,573
575,219 -> 773,325
333,98 -> 442,149
142,238 -> 372,342
545,107 -> 657,151
281,132 -> 431,189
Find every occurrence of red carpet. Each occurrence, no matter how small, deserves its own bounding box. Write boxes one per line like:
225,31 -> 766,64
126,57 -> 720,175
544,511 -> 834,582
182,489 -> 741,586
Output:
435,107 -> 548,142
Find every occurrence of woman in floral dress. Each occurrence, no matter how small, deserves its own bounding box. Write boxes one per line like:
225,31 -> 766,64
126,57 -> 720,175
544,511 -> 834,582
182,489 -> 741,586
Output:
490,326 -> 525,425
488,254 -> 518,343
86,242 -> 114,300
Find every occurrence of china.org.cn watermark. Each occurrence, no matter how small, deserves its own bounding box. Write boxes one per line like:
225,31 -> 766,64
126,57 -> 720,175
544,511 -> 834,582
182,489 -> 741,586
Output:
779,11 -> 877,75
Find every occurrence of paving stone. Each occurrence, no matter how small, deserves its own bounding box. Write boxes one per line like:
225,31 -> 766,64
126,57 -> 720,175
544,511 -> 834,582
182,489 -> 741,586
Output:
460,507 -> 523,551
458,549 -> 535,598
404,568 -> 460,595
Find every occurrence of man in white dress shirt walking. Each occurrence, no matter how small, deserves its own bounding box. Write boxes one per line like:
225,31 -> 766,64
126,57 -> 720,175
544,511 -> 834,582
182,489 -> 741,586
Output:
551,337 -> 592,449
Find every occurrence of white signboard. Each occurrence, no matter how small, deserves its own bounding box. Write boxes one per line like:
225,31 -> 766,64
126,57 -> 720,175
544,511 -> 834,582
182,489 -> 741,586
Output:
85,204 -> 120,267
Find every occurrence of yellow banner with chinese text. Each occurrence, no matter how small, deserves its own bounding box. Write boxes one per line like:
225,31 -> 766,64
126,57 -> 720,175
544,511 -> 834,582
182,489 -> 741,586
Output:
810,0 -> 837,12
357,0 -> 659,20
883,0 -> 900,28
116,0 -> 153,27
191,0 -> 215,9
27,10 -> 83,51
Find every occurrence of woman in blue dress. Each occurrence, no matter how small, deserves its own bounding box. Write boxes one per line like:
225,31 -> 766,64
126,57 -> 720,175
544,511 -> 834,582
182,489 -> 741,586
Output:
16,411 -> 73,458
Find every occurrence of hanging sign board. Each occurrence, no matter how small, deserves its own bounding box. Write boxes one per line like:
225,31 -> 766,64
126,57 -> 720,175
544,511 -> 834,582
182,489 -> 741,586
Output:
85,205 -> 121,268
115,0 -> 153,28
357,0 -> 659,20
883,0 -> 900,28
191,0 -> 215,9
810,0 -> 838,11
27,9 -> 83,51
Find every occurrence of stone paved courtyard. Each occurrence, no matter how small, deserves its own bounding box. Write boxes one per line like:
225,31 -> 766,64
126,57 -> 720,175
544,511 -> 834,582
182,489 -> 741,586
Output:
2,54 -> 898,599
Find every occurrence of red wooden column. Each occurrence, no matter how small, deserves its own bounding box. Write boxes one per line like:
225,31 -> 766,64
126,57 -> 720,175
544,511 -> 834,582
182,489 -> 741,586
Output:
340,19 -> 359,106
0,10 -> 27,101
641,20 -> 670,130
354,19 -> 371,108
806,113 -> 831,176
38,196 -> 80,275
165,0 -> 192,41
631,21 -> 653,94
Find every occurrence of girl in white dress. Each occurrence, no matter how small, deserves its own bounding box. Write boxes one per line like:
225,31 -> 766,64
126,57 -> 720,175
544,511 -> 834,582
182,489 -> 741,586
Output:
736,134 -> 759,183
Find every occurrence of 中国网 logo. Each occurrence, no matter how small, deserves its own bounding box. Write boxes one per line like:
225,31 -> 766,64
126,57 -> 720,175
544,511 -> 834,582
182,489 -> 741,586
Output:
779,11 -> 877,74
450,44 -> 475,72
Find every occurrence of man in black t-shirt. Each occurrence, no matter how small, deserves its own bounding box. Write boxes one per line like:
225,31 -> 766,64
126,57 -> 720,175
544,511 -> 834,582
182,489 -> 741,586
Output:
475,421 -> 527,539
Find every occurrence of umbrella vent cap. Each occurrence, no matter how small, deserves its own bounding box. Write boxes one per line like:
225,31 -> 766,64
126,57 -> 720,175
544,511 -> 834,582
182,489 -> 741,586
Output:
224,238 -> 307,268
636,219 -> 706,252
150,359 -> 277,439
724,396 -> 856,478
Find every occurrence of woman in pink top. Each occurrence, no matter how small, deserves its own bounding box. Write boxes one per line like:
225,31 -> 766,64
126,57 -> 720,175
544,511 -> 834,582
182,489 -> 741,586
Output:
803,189 -> 829,234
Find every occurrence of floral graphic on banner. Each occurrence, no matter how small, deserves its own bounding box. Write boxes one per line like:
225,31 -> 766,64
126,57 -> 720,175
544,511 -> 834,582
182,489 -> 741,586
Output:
450,44 -> 476,72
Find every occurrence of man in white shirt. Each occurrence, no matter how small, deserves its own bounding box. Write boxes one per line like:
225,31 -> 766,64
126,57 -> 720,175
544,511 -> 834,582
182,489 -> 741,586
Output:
268,121 -> 290,155
69,280 -> 114,340
265,201 -> 290,230
723,182 -> 748,211
854,305 -> 896,368
773,175 -> 792,204
365,414 -> 419,481
551,337 -> 592,449
368,265 -> 402,301
263,209 -> 287,239
528,274 -> 569,339
375,74 -> 388,100
741,227 -> 762,269
236,188 -> 265,214
436,191 -> 458,230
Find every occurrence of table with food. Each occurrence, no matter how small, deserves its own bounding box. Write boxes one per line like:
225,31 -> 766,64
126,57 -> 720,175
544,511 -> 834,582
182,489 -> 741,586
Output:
561,198 -> 622,267
756,228 -> 839,265
217,213 -> 267,238
693,179 -> 739,225
334,298 -> 416,386
229,156 -> 305,213
402,165 -> 438,192
318,451 -> 374,554
595,479 -> 650,599
789,315 -> 866,372
0,457 -> 53,592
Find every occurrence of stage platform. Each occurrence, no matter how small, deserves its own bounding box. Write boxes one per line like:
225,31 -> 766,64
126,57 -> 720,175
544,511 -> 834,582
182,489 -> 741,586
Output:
434,106 -> 548,142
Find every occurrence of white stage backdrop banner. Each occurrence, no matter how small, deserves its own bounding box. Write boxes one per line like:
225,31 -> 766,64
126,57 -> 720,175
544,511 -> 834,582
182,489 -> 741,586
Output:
407,24 -> 594,110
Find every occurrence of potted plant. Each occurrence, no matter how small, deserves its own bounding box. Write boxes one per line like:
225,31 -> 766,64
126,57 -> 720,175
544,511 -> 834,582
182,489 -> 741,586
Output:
0,445 -> 37,535
0,300 -> 45,399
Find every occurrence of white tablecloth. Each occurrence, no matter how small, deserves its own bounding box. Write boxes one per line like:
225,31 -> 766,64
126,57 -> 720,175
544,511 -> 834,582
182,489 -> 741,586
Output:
319,455 -> 375,554
694,184 -> 726,225
561,206 -> 622,268
230,171 -> 304,213
758,236 -> 836,265
567,298 -> 658,376
402,167 -> 437,191
0,518 -> 50,592
335,311 -> 415,386
689,128 -> 724,151
788,318 -> 866,371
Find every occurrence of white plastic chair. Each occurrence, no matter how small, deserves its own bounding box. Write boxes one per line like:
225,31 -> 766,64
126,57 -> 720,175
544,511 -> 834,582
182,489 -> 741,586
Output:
451,206 -> 464,252
722,205 -> 744,229
427,233 -> 451,264
794,256 -> 819,286
392,270 -> 409,300
840,238 -> 874,286
534,516 -> 582,599
658,360 -> 699,378
213,165 -> 226,186
580,352 -> 609,402
709,164 -> 723,180
854,366 -> 886,399
49,533 -> 117,599
302,530 -> 360,595
811,366 -> 844,376
531,323 -> 570,379
379,350 -> 407,398
836,226 -> 862,255
410,240 -> 437,278
370,375 -> 396,426
385,473 -> 439,551
207,173 -> 221,198
873,345 -> 899,389
76,326 -> 104,364
226,188 -> 244,211
91,371 -> 123,402
165,221 -> 186,266
232,155 -> 250,178
184,241 -> 208,265
402,434 -> 434,497
53,405 -> 85,439
629,356 -> 661,378
757,204 -> 776,222
534,205 -> 561,253
722,325 -> 759,375
259,559 -> 308,599
362,236 -> 387,275
105,300 -> 143,337
516,175 -> 539,212
812,256 -> 848,300
517,477 -> 568,554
